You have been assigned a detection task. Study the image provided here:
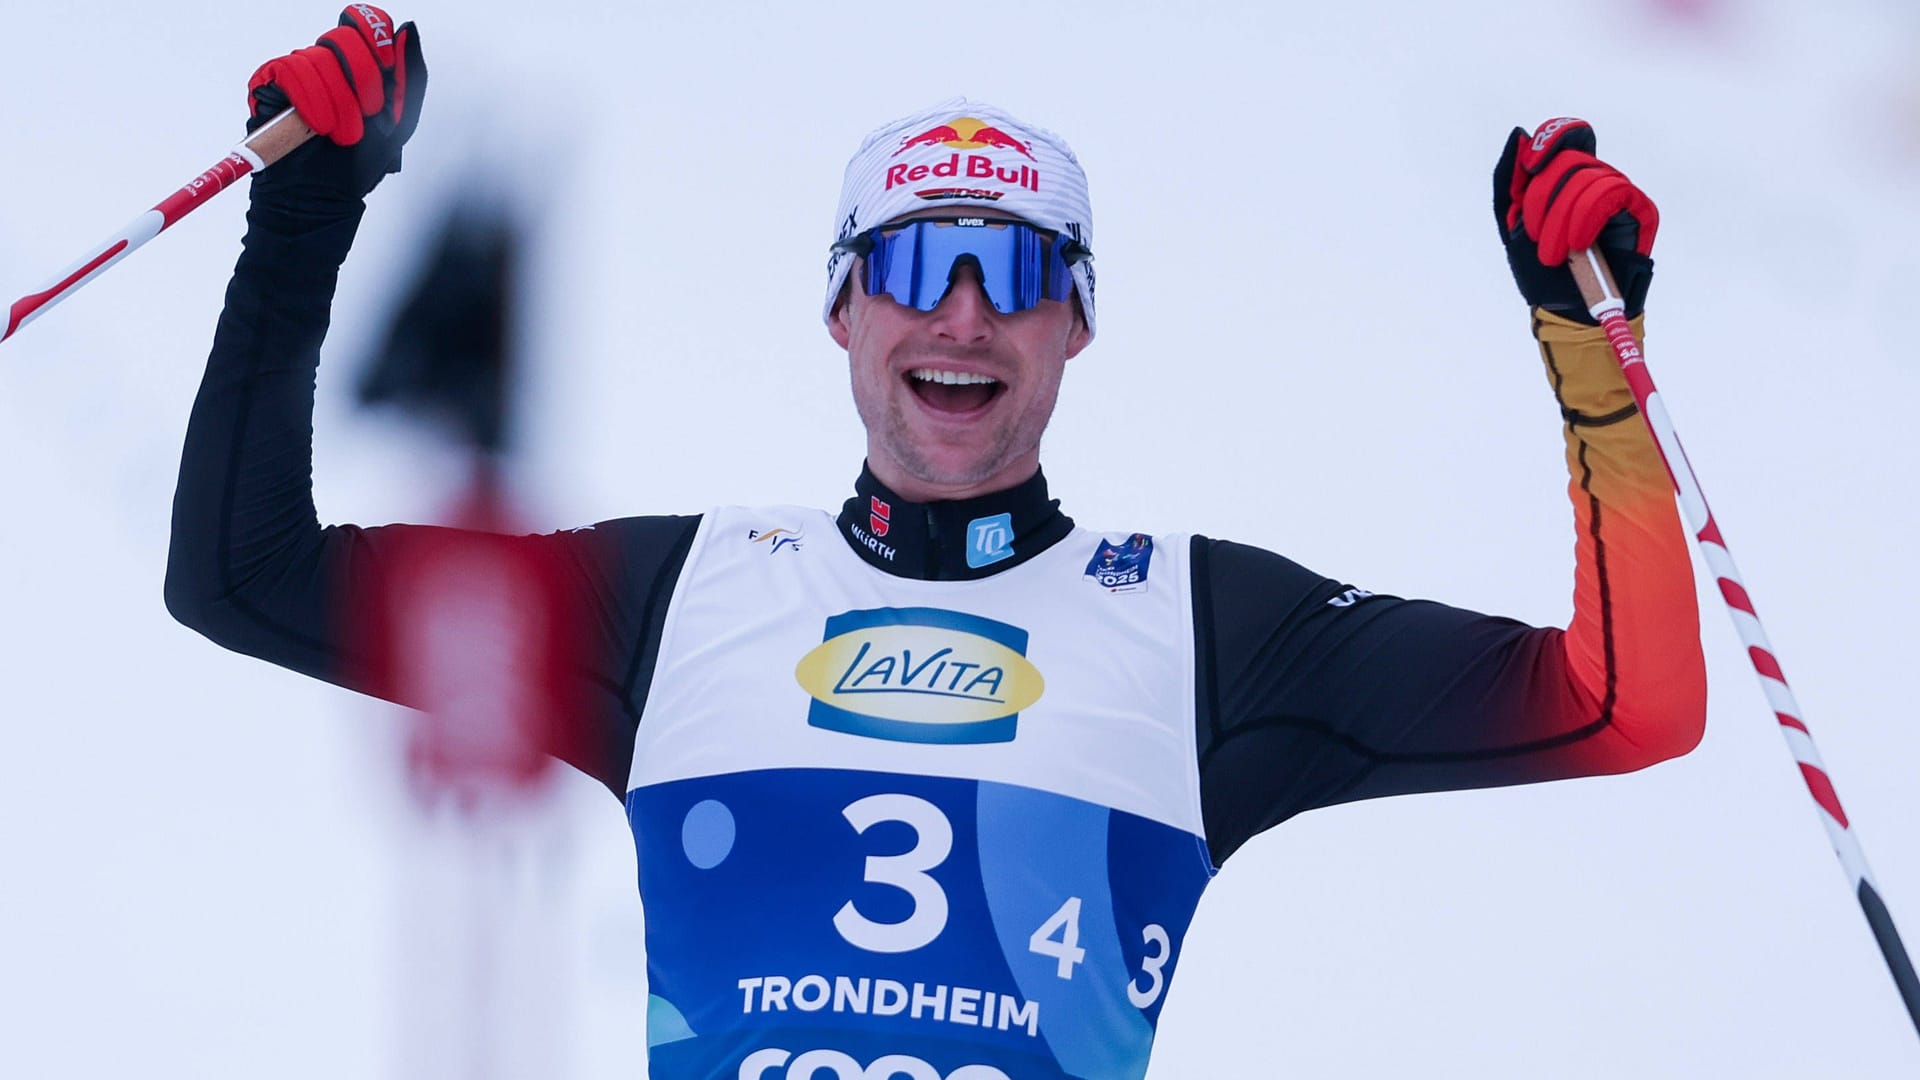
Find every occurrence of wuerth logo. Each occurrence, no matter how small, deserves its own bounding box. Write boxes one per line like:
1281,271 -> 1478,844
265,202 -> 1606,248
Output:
795,607 -> 1044,745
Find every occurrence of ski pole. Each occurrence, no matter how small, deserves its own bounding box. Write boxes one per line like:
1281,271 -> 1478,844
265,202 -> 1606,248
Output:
1569,248 -> 1920,1039
2,109 -> 315,345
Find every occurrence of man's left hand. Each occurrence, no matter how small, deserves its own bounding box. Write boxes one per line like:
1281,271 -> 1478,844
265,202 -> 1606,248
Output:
1492,117 -> 1658,322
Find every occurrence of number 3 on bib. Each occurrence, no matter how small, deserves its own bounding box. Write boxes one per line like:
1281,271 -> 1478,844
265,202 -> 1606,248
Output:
1127,924 -> 1171,1008
833,793 -> 953,953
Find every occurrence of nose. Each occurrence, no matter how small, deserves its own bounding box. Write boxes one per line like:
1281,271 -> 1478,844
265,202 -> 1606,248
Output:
927,261 -> 996,343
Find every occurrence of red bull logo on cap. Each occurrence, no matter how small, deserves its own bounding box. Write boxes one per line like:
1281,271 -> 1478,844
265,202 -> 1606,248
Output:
894,116 -> 1037,160
887,116 -> 1042,195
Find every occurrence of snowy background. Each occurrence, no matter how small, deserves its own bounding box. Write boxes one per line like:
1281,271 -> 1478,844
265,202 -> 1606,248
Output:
3,0 -> 1918,1076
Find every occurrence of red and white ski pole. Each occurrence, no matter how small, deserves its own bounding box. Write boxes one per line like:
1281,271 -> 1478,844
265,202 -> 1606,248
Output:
1,109 -> 315,344
1569,249 -> 1920,1038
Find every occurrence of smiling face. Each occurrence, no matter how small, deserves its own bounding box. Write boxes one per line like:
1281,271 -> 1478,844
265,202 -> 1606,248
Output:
827,211 -> 1092,503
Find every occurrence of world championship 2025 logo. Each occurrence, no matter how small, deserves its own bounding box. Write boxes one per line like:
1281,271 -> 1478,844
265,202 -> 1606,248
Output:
794,607 -> 1044,745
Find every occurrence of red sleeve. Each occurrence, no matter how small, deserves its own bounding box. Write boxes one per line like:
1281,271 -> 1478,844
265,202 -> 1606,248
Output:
1194,311 -> 1707,864
1539,309 -> 1707,771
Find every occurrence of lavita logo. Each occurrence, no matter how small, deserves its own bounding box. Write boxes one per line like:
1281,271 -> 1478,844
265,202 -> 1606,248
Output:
794,607 -> 1043,745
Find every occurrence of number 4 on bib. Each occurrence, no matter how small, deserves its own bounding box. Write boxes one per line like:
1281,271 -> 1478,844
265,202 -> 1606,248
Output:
1029,896 -> 1087,979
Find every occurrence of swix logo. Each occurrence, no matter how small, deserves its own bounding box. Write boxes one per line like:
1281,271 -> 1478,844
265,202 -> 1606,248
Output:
1601,319 -> 1644,368
739,1047 -> 1010,1079
350,4 -> 394,55
869,495 -> 892,538
894,116 -> 1035,160
1531,117 -> 1580,152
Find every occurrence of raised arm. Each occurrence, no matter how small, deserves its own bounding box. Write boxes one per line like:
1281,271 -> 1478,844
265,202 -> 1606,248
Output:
162,8 -> 698,794
1195,119 -> 1705,864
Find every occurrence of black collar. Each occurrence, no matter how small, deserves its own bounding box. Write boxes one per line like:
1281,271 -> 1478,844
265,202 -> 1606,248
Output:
835,464 -> 1075,580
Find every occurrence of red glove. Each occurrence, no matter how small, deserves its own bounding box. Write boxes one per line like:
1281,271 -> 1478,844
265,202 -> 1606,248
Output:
1492,118 -> 1658,320
248,4 -> 423,147
246,6 -> 427,203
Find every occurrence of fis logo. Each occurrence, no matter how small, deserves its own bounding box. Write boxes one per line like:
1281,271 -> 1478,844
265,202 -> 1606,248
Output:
747,526 -> 803,555
1084,533 -> 1153,594
795,607 -> 1044,745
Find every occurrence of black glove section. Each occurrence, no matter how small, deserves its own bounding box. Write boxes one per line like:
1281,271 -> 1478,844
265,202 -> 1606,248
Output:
248,15 -> 427,212
1491,121 -> 1655,323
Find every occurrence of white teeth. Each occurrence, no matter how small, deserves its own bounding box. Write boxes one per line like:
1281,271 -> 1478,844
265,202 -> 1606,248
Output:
909,369 -> 1000,386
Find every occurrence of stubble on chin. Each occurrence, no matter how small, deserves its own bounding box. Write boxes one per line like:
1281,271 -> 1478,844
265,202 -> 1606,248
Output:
866,391 -> 1021,491
853,340 -> 1011,491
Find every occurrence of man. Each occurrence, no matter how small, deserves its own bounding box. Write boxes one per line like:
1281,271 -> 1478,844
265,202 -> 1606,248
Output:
165,8 -> 1706,1079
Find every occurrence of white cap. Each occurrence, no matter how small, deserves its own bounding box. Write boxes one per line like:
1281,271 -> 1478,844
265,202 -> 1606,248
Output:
823,97 -> 1096,338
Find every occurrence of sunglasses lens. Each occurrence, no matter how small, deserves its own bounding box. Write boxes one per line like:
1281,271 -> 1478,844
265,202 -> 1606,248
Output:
861,220 -> 1074,313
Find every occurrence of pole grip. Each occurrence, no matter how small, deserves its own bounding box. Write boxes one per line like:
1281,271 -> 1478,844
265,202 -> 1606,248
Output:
242,108 -> 317,170
1569,246 -> 1626,315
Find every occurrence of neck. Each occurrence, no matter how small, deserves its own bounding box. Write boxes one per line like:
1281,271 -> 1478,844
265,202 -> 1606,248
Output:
835,463 -> 1074,580
862,447 -> 1043,503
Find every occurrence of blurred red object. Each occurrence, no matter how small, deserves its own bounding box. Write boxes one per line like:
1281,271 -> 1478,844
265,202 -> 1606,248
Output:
360,478 -> 584,808
1647,0 -> 1723,25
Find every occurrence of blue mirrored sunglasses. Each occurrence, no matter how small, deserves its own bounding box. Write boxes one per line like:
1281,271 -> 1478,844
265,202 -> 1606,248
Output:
833,217 -> 1090,314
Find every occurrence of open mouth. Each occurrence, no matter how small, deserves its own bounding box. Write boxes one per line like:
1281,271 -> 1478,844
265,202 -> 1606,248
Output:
905,368 -> 1004,415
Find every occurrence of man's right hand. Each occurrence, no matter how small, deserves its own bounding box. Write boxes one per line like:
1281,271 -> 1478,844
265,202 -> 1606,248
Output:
247,5 -> 427,203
